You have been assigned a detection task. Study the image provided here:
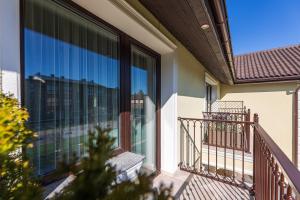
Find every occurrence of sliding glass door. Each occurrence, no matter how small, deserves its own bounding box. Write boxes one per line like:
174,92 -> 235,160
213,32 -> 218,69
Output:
24,0 -> 120,175
131,46 -> 157,171
23,0 -> 160,176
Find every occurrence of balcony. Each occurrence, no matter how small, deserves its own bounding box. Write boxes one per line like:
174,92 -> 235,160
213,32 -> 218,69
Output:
154,106 -> 300,200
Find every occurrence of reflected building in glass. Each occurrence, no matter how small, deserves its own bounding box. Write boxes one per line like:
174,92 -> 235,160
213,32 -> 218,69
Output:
26,74 -> 119,174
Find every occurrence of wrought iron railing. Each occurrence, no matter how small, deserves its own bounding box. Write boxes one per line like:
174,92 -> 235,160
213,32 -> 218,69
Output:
203,110 -> 251,152
178,112 -> 300,199
178,116 -> 252,188
252,114 -> 300,200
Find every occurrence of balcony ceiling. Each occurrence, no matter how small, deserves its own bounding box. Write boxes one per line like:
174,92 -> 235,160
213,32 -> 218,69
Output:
139,0 -> 234,84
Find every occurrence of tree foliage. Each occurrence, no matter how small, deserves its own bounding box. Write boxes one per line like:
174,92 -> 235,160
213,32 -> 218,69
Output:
54,127 -> 173,200
0,93 -> 42,200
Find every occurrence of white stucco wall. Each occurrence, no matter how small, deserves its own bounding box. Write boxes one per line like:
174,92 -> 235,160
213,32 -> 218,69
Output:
0,0 -> 21,99
160,52 -> 178,173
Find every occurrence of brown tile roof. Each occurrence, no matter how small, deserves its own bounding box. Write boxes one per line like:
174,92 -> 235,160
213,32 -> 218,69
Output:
234,44 -> 300,83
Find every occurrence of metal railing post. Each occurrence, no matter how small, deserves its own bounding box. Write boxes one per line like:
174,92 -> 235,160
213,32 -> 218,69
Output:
245,109 -> 251,152
250,113 -> 259,197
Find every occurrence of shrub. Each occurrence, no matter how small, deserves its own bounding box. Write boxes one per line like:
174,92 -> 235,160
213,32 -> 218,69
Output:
54,127 -> 173,200
0,93 -> 42,200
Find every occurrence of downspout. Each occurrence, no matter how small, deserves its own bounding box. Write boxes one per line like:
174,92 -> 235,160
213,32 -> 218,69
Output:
294,86 -> 300,169
210,0 -> 235,83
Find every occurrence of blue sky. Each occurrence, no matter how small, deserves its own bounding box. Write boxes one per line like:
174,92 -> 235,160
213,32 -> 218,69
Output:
226,0 -> 300,55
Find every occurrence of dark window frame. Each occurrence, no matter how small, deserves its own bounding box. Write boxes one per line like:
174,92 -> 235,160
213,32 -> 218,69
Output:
206,83 -> 212,112
20,0 -> 161,177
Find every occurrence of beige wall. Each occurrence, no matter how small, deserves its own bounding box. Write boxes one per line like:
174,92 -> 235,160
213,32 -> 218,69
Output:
221,82 -> 298,160
176,43 -> 207,118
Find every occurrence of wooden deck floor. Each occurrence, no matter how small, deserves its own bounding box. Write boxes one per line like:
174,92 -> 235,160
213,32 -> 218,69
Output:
178,175 -> 250,200
153,170 -> 250,200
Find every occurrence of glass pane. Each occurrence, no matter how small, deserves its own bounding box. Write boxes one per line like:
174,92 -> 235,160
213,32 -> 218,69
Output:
24,0 -> 120,175
131,46 -> 156,171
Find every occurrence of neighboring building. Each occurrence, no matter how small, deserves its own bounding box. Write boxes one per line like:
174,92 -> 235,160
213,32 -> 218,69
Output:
25,74 -> 119,174
0,0 -> 299,190
221,45 -> 300,169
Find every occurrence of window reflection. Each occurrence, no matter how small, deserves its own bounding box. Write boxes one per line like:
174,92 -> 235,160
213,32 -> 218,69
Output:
131,46 -> 156,171
24,0 -> 120,175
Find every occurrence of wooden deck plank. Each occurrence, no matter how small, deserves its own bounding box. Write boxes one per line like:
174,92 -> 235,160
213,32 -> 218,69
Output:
178,174 -> 250,200
153,170 -> 250,200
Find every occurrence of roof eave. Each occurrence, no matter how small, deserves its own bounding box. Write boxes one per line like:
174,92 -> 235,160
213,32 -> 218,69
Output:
207,0 -> 235,84
235,76 -> 300,84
